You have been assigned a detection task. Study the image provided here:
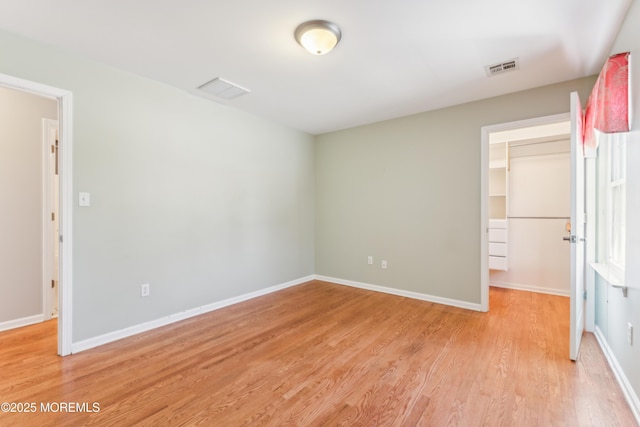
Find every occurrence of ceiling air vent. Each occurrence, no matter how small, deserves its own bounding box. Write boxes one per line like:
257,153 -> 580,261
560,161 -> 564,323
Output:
485,58 -> 519,77
197,77 -> 250,100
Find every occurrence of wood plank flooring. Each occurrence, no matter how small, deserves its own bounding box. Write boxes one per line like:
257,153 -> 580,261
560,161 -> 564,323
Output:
0,281 -> 636,426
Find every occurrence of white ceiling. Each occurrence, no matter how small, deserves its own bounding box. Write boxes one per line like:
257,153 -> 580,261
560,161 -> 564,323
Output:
0,0 -> 633,134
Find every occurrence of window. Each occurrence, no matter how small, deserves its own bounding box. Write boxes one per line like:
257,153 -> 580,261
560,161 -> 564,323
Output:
597,131 -> 626,278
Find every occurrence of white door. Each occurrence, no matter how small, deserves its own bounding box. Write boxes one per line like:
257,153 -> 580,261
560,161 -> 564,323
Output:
569,92 -> 586,361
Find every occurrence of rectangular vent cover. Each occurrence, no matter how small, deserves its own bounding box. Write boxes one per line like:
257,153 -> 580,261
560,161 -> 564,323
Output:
485,58 -> 519,77
198,77 -> 250,100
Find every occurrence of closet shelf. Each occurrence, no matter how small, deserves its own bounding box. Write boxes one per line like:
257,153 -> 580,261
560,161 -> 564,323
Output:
488,142 -> 508,271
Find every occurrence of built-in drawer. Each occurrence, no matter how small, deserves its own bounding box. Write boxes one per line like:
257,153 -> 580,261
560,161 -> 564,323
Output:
489,219 -> 507,229
489,242 -> 507,257
489,256 -> 508,271
488,228 -> 507,243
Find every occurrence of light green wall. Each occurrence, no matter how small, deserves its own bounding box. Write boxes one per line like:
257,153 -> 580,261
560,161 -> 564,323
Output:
0,87 -> 57,323
315,77 -> 596,303
0,30 -> 315,341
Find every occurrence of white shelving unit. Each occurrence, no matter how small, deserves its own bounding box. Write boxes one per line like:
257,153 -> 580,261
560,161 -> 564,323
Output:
489,142 -> 508,271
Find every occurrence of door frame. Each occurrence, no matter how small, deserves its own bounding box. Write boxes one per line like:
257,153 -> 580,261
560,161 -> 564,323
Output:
0,73 -> 73,356
480,112 -> 575,311
42,118 -> 59,321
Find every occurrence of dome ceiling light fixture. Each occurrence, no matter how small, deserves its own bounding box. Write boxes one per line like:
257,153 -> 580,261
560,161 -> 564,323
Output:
294,20 -> 342,55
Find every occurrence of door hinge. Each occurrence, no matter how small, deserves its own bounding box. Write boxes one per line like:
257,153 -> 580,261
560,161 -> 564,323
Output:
583,291 -> 587,300
51,280 -> 55,289
51,212 -> 55,221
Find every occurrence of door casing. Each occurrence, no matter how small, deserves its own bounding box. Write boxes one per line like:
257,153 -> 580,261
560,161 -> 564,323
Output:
42,118 -> 59,321
480,112 -> 594,326
0,73 -> 73,356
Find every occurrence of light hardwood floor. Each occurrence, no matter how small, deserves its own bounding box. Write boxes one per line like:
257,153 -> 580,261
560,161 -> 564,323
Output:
0,281 -> 636,426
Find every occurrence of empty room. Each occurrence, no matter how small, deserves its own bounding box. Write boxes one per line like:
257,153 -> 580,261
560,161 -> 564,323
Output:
1,1 -> 639,425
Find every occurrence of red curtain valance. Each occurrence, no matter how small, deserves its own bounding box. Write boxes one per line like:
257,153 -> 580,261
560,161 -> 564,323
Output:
583,52 -> 630,157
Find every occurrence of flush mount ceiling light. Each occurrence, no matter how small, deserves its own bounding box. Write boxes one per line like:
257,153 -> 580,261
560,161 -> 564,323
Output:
294,20 -> 342,55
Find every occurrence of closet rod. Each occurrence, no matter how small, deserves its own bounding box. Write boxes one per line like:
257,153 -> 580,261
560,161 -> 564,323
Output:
507,216 -> 570,220
508,138 -> 569,148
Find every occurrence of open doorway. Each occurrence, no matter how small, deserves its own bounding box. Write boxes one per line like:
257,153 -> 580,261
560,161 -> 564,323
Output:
0,87 -> 57,327
0,73 -> 73,356
0,87 -> 58,338
481,113 -> 571,310
488,121 -> 572,296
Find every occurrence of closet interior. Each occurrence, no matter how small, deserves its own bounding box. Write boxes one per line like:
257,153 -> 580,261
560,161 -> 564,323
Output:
488,122 -> 572,295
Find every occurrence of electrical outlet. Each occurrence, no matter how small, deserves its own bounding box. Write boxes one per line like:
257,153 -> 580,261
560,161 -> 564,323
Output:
368,256 -> 373,265
628,323 -> 633,346
141,283 -> 150,297
381,260 -> 387,269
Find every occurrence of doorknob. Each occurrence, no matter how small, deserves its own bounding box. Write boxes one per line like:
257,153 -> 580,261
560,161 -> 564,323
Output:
563,236 -> 571,241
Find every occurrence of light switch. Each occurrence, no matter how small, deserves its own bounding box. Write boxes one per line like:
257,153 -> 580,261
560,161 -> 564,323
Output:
79,192 -> 91,207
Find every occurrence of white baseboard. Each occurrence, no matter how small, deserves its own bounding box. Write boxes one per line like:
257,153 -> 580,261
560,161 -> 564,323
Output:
0,313 -> 45,332
315,275 -> 483,312
490,281 -> 569,297
71,275 -> 314,354
594,326 -> 640,424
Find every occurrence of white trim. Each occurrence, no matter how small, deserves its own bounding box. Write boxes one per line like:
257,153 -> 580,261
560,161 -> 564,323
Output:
594,326 -> 640,424
0,73 -> 74,356
480,127 -> 490,312
42,120 -> 51,322
481,112 -> 572,313
42,119 -> 58,322
315,275 -> 483,311
71,275 -> 314,354
0,314 -> 45,332
591,262 -> 625,287
585,157 -> 597,332
490,281 -> 570,297
58,90 -> 73,357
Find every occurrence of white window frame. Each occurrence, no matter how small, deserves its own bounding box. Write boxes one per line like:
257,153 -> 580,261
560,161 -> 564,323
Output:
597,131 -> 626,281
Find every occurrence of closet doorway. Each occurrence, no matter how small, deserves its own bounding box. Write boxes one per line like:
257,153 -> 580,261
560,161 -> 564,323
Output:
481,113 -> 572,310
491,122 -> 572,295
